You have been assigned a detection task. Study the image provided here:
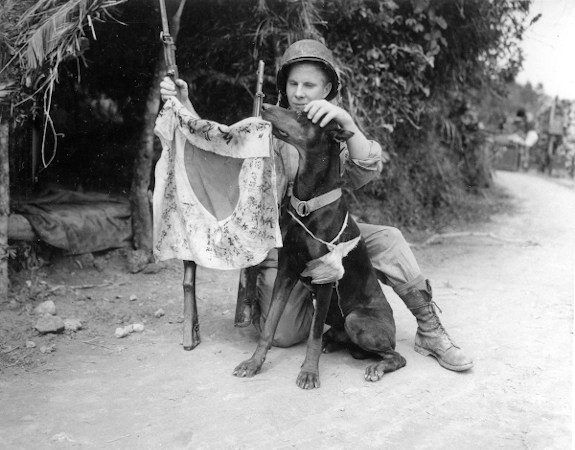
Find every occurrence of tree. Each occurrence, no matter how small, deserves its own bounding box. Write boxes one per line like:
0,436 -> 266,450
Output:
1,0 -> 534,285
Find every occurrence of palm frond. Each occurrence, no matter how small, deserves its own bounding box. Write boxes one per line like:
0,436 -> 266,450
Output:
15,0 -> 125,72
0,0 -> 125,117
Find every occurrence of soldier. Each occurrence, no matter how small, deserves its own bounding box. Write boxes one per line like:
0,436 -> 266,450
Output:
160,39 -> 473,372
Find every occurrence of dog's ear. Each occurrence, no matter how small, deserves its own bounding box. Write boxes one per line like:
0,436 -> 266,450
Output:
326,129 -> 354,143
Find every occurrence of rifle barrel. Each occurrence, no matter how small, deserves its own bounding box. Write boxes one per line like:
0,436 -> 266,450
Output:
159,0 -> 170,34
158,0 -> 178,80
252,60 -> 265,117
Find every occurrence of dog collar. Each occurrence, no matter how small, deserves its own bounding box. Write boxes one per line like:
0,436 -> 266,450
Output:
290,188 -> 342,217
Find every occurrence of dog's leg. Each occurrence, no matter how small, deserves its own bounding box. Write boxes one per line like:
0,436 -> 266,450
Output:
297,282 -> 333,389
363,350 -> 406,381
345,309 -> 406,381
183,260 -> 200,350
322,327 -> 379,360
233,271 -> 298,377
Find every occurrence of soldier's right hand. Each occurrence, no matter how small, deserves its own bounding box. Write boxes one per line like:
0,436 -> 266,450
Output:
160,76 -> 189,103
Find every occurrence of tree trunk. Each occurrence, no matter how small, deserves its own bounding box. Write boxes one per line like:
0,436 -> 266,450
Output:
0,121 -> 10,301
129,60 -> 162,251
129,0 -> 186,251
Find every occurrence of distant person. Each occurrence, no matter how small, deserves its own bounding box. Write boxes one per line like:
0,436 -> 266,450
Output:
508,108 -> 539,171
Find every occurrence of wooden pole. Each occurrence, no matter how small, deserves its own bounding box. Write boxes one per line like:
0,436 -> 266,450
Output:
0,120 -> 10,301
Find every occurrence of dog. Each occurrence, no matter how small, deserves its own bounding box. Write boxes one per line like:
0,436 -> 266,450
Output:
233,104 -> 406,389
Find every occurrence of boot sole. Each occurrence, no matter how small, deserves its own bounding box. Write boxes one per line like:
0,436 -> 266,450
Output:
414,345 -> 473,372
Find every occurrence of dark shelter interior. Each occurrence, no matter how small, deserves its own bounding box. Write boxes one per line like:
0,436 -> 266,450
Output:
9,0 -> 265,255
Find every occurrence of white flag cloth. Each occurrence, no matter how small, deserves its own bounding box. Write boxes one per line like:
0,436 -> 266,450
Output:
153,98 -> 282,269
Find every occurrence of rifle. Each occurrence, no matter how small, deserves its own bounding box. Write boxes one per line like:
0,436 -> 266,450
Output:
234,60 -> 266,327
159,0 -> 179,80
252,60 -> 265,117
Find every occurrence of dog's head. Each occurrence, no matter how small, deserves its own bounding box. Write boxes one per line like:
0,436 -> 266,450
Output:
261,104 -> 353,155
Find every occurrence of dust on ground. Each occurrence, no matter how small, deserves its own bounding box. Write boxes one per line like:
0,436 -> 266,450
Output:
0,170 -> 573,450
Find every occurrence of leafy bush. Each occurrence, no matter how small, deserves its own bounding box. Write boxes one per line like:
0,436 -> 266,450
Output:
5,0 -> 532,230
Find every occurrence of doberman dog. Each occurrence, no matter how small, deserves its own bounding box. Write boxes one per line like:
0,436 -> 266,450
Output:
233,104 -> 406,389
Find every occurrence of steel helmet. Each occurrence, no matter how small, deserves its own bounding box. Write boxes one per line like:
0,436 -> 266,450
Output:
276,39 -> 340,103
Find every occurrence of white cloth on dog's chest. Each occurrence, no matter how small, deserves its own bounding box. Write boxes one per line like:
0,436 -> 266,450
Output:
287,209 -> 360,284
153,98 -> 282,269
301,236 -> 361,284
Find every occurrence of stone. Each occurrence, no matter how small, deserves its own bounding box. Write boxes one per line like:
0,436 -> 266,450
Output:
64,318 -> 82,332
143,262 -> 164,274
154,308 -> 165,318
34,300 -> 56,315
40,344 -> 56,354
127,249 -> 150,273
75,253 -> 95,269
35,314 -> 65,334
115,325 -> 134,338
50,432 -> 74,443
93,257 -> 107,272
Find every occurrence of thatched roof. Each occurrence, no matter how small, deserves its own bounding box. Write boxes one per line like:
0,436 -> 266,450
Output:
0,0 -> 126,118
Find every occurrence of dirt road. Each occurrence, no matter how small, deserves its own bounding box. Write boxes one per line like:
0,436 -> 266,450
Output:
1,170 -> 573,449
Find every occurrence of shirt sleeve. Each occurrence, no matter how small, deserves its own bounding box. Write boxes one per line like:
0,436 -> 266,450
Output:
342,140 -> 387,190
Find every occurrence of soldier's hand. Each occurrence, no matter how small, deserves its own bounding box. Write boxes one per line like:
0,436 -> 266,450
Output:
160,76 -> 189,103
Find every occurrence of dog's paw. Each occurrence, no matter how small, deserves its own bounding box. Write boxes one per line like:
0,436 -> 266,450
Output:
364,363 -> 385,382
296,370 -> 320,389
232,358 -> 261,377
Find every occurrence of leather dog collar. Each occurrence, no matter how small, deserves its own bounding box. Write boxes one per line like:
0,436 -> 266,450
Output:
290,188 -> 342,217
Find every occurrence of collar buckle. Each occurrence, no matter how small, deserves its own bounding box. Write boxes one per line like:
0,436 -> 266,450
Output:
294,200 -> 310,217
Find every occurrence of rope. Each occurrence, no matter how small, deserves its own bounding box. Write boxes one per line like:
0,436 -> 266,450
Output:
287,210 -> 349,251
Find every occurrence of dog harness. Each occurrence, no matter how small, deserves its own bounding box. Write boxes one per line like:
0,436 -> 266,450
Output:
153,97 -> 282,269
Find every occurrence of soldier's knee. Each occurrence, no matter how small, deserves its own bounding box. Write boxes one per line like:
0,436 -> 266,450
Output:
379,226 -> 406,244
272,329 -> 306,348
368,226 -> 408,255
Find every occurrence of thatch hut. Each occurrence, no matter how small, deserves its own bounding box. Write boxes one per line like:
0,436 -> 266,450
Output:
0,0 -> 157,298
0,0 -> 317,298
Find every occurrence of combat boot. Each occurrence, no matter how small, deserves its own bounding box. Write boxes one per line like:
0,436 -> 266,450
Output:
401,281 -> 473,371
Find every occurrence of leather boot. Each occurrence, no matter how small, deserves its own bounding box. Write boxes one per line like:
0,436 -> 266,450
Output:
401,281 -> 473,371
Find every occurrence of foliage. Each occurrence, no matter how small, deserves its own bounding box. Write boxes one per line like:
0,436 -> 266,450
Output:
173,0 -> 326,123
4,0 -> 534,230
316,0 -> 532,225
0,0 -> 125,121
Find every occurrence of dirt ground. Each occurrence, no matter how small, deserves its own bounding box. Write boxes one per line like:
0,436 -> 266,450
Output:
0,170 -> 573,450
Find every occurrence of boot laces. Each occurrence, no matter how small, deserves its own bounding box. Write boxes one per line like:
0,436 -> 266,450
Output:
425,301 -> 457,347
429,300 -> 443,315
